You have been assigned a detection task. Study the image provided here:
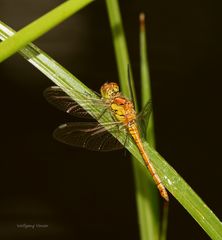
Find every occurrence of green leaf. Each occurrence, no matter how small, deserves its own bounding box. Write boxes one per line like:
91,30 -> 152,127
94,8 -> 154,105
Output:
1,21 -> 222,240
0,0 -> 93,63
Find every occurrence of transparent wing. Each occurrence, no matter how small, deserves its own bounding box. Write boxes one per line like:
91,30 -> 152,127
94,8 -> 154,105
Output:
44,86 -> 105,119
53,122 -> 125,152
137,100 -> 152,135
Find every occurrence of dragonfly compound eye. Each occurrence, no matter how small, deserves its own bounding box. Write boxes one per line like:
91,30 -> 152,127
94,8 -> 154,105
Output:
100,82 -> 120,99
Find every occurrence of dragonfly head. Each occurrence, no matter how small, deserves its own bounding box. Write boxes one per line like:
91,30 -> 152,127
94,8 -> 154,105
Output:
100,82 -> 120,99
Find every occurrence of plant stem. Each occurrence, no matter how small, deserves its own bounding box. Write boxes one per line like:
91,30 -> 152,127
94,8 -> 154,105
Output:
105,0 -> 136,100
140,13 -> 170,240
139,13 -> 155,145
139,12 -> 161,240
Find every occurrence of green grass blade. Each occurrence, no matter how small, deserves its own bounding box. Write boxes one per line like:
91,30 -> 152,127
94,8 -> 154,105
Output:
139,13 -> 155,146
105,0 -> 136,101
106,2 -> 159,240
160,203 -> 169,240
139,12 -> 169,240
140,13 -> 151,106
1,21 -> 222,240
0,0 -> 93,63
140,13 -> 170,240
139,12 -> 161,240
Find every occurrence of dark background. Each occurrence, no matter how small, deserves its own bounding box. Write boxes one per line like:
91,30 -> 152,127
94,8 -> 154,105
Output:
0,0 -> 222,239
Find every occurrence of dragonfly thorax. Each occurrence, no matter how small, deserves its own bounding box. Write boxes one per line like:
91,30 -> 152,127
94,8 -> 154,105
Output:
100,82 -> 136,124
100,82 -> 120,99
111,97 -> 136,125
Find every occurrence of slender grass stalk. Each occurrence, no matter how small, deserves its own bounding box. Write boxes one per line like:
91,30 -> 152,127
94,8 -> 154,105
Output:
140,13 -> 169,240
105,2 -> 159,240
0,0 -> 93,63
105,0 -> 136,100
139,12 -> 161,240
161,203 -> 169,240
1,21 -> 222,240
139,13 -> 155,146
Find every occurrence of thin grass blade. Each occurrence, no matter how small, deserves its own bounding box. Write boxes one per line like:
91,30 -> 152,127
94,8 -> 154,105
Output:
139,13 -> 156,146
139,12 -> 161,240
0,0 -> 93,63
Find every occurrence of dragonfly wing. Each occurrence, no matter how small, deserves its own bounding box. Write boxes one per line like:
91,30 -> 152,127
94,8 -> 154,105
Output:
137,100 -> 152,136
53,122 -> 124,152
44,86 -> 105,119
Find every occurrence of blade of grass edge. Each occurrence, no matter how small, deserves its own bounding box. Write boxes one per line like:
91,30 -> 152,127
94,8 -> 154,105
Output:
0,21 -> 222,240
0,0 -> 93,63
106,1 -> 160,240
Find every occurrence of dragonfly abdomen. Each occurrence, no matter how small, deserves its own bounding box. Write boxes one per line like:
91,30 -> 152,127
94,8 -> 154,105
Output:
128,123 -> 169,202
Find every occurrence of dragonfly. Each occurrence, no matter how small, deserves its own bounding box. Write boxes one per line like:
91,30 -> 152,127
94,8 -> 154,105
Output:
44,82 -> 169,202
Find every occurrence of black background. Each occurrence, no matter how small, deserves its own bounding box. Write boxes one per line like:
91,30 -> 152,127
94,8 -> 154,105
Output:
0,0 -> 222,239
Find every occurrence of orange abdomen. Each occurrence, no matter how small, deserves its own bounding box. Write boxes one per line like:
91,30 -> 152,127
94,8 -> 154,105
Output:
128,122 -> 169,202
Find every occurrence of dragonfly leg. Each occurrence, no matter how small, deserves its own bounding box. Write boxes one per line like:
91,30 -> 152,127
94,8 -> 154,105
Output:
123,135 -> 128,147
97,107 -> 109,120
